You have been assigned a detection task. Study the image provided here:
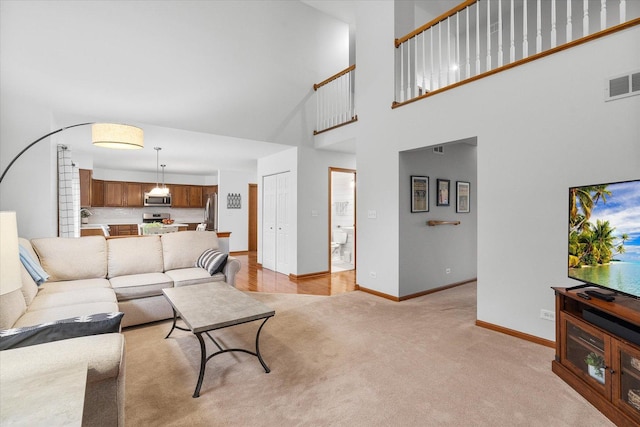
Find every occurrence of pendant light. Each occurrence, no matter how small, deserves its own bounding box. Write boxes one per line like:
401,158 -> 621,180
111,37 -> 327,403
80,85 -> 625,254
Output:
161,164 -> 167,192
149,147 -> 169,196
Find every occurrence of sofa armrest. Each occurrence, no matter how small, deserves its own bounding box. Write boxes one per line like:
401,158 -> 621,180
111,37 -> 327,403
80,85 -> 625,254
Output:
222,256 -> 241,286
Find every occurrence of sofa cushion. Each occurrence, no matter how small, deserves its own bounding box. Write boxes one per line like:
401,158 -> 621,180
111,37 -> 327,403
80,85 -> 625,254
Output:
28,288 -> 117,311
13,302 -> 120,329
20,264 -> 39,306
107,236 -> 164,278
38,278 -> 112,294
164,267 -> 224,287
109,272 -> 173,300
161,231 -> 219,271
196,249 -> 228,275
0,289 -> 26,330
31,236 -> 107,281
0,312 -> 124,351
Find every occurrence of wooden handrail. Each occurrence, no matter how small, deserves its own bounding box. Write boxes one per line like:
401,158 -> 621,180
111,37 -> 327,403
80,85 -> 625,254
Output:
395,0 -> 476,47
314,64 -> 356,91
427,220 -> 461,226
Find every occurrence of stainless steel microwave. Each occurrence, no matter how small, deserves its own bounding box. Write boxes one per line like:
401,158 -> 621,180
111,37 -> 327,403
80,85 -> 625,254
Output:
144,193 -> 172,207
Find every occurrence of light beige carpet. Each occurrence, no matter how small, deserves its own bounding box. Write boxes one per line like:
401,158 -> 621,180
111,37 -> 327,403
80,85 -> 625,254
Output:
123,283 -> 613,426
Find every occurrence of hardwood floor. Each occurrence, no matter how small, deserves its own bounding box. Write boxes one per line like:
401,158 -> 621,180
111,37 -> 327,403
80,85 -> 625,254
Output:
232,251 -> 356,296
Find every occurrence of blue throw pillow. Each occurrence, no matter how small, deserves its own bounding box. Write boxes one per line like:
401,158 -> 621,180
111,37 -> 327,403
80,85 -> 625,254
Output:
196,249 -> 228,275
0,312 -> 124,351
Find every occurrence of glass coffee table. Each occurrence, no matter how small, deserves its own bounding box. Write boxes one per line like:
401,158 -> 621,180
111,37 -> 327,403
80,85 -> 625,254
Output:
162,282 -> 275,398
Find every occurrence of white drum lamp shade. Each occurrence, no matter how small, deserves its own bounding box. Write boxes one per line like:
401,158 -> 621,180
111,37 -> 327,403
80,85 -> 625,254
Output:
0,211 -> 21,296
92,123 -> 144,149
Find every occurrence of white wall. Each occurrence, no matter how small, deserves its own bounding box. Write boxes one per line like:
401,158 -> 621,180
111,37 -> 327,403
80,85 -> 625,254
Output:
297,146 -> 355,274
355,1 -> 639,341
218,169 -> 255,252
92,168 -> 217,186
399,141 -> 477,297
0,92 -> 58,238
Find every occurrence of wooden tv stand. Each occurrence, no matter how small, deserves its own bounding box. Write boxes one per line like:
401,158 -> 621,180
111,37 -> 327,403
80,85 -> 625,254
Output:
552,286 -> 640,426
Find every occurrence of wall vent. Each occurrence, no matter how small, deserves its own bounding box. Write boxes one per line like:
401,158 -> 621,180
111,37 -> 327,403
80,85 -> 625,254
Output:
605,70 -> 640,101
433,146 -> 444,154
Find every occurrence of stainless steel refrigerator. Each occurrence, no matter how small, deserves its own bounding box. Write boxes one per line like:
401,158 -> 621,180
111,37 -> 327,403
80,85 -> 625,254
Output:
203,193 -> 218,231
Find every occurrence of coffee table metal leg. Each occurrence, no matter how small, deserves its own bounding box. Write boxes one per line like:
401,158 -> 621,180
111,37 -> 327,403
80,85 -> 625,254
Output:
255,317 -> 271,373
165,308 -> 178,339
193,332 -> 207,398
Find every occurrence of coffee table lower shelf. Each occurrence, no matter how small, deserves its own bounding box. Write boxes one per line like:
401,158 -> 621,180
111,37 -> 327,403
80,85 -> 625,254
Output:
162,282 -> 275,398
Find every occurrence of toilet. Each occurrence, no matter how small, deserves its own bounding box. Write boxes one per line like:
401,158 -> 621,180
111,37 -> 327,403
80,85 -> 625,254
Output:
331,229 -> 348,260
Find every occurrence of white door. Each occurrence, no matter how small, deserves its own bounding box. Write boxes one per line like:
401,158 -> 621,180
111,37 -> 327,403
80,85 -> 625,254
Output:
275,172 -> 290,274
262,174 -> 277,271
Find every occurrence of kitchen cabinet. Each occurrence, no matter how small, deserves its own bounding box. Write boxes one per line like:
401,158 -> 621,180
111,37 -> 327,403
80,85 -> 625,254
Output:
91,180 -> 104,207
109,224 -> 139,236
125,182 -> 144,207
172,185 -> 204,208
552,287 -> 640,426
104,181 -> 125,207
202,185 -> 218,206
79,169 -> 92,207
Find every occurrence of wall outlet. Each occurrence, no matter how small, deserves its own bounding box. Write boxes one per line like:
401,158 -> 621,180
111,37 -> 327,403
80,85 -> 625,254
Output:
369,271 -> 377,279
540,309 -> 555,321
311,210 -> 318,217
445,268 -> 451,274
367,210 -> 377,219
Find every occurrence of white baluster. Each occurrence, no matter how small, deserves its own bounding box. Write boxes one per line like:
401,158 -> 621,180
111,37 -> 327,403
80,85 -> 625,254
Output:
422,32 -> 426,93
456,11 -> 460,82
399,43 -> 405,102
601,0 -> 607,31
583,0 -> 589,37
476,2 -> 481,74
620,0 -> 627,22
567,0 -> 573,43
498,0 -> 504,67
414,33 -> 419,97
447,17 -> 451,86
523,0 -> 529,58
551,0 -> 557,48
430,29 -> 435,91
487,0 -> 492,71
510,0 -> 515,63
407,40 -> 412,99
466,6 -> 471,79
439,23 -> 444,88
536,0 -> 542,53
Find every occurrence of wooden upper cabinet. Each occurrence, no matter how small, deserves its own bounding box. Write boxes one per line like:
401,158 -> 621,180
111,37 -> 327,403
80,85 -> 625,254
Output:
79,169 -> 92,207
92,179 -> 104,207
171,185 -> 190,208
189,186 -> 203,208
202,185 -> 218,206
125,182 -> 144,207
104,181 -> 125,207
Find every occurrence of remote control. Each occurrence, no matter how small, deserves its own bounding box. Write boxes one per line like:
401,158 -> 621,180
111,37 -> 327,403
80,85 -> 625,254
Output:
585,290 -> 615,302
577,292 -> 591,300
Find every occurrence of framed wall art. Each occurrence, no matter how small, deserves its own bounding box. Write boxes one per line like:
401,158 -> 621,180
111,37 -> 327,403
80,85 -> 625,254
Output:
456,181 -> 470,213
411,176 -> 429,213
436,179 -> 450,206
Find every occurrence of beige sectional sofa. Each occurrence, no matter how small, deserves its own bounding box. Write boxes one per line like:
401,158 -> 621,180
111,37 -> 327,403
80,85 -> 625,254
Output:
0,230 -> 239,426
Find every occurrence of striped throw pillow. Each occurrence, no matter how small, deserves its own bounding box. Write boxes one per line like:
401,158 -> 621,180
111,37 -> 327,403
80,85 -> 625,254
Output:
196,249 -> 228,275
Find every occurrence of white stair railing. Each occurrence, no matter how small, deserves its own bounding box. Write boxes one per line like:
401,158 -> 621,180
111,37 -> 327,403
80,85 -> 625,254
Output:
314,65 -> 357,135
394,0 -> 639,107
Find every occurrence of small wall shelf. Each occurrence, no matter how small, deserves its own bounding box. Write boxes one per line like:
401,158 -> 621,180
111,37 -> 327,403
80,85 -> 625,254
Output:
427,220 -> 461,226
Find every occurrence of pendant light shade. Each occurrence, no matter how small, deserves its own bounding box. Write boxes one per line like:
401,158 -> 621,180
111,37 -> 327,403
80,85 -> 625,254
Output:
92,123 -> 144,149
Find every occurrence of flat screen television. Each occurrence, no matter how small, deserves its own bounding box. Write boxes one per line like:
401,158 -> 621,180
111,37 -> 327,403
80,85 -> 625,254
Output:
568,179 -> 640,299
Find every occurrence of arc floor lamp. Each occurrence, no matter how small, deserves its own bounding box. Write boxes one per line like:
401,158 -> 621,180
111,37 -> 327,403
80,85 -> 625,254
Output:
0,122 -> 144,184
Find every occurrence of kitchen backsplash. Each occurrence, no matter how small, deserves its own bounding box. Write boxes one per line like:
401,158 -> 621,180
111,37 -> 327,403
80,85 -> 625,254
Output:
84,207 -> 204,225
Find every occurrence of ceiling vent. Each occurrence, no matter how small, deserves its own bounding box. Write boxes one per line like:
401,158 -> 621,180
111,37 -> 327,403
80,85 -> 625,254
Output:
433,146 -> 444,154
605,70 -> 640,101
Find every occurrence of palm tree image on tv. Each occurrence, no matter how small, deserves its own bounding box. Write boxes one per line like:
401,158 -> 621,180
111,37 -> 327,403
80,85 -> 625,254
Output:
569,185 -> 629,268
